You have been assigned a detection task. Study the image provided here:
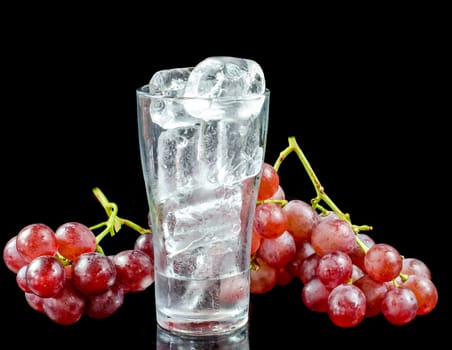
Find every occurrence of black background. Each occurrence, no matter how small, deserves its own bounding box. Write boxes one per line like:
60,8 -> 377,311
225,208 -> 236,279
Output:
2,4 -> 449,348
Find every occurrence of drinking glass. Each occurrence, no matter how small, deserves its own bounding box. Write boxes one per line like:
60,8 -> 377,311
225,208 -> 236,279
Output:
136,84 -> 269,336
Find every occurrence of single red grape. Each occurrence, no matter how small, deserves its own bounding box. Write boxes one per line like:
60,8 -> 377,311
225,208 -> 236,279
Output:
72,252 -> 117,296
381,286 -> 418,325
257,162 -> 280,200
328,283 -> 367,328
113,249 -> 154,293
310,218 -> 355,256
250,257 -> 277,294
43,281 -> 86,325
364,243 -> 403,283
25,256 -> 66,298
55,222 -> 97,262
283,199 -> 319,243
257,230 -> 296,269
401,275 -> 438,315
3,235 -> 28,273
253,202 -> 287,239
15,223 -> 58,262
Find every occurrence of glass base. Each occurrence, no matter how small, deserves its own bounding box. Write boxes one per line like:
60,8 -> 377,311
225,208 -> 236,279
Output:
157,316 -> 249,337
156,322 -> 249,349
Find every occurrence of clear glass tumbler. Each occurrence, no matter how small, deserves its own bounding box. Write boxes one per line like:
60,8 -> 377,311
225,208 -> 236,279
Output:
136,85 -> 270,336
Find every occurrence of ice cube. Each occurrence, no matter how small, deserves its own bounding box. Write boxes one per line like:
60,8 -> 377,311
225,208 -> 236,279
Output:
156,127 -> 200,198
183,56 -> 266,120
184,56 -> 265,98
147,67 -> 198,129
148,67 -> 193,97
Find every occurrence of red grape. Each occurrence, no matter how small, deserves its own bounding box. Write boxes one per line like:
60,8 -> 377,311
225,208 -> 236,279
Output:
250,257 -> 277,294
25,256 -> 66,298
253,202 -> 288,239
257,230 -> 296,269
15,223 -> 58,262
401,257 -> 432,280
328,283 -> 367,328
316,251 -> 353,289
310,218 -> 355,256
283,199 -> 319,243
55,222 -> 97,262
16,265 -> 31,292
364,243 -> 403,283
348,233 -> 375,272
134,233 -> 154,264
85,282 -> 124,318
25,292 -> 45,313
302,277 -> 330,312
381,286 -> 418,325
354,274 -> 388,317
401,275 -> 438,315
3,235 -> 28,273
257,162 -> 279,200
113,249 -> 154,293
250,227 -> 262,255
275,267 -> 293,286
72,252 -> 117,296
43,281 -> 86,325
299,253 -> 320,284
270,185 -> 285,200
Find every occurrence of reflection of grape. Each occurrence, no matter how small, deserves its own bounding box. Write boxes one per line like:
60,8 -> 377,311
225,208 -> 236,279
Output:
219,275 -> 248,305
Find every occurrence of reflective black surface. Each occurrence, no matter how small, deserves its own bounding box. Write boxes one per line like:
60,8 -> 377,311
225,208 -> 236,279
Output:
2,5 -> 448,348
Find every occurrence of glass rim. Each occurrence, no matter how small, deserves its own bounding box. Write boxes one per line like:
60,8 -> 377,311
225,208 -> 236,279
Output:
136,84 -> 270,101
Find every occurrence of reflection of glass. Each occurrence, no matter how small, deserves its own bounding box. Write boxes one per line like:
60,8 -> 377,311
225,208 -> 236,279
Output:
156,324 -> 250,349
137,84 -> 269,336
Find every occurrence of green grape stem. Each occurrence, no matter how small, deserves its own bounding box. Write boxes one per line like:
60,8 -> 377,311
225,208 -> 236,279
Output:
273,136 -> 373,252
89,187 -> 151,250
255,199 -> 289,207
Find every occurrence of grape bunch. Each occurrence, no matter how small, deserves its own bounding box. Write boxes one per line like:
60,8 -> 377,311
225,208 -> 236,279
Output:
249,137 -> 439,327
3,189 -> 155,325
